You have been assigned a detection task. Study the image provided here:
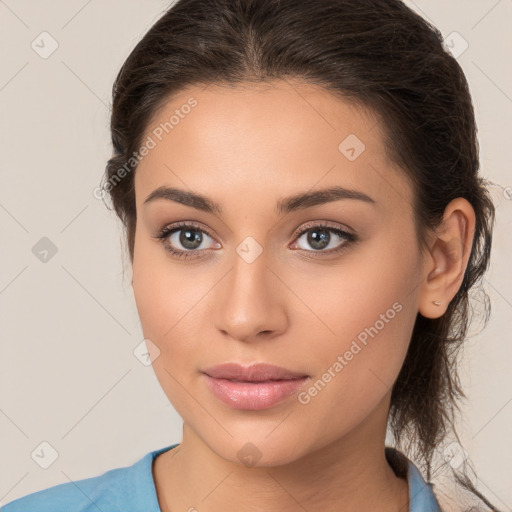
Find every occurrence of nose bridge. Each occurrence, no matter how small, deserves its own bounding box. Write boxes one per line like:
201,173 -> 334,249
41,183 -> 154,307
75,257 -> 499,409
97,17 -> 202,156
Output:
213,241 -> 288,342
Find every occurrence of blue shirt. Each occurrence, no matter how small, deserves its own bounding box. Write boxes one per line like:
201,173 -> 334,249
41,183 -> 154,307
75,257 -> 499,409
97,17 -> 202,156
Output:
1,444 -> 441,511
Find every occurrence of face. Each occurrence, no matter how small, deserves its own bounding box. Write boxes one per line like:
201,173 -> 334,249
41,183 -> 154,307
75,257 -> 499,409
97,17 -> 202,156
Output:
132,80 -> 426,466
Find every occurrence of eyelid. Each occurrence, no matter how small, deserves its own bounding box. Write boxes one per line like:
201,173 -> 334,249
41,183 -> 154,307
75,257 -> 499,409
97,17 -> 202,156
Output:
154,220 -> 353,242
291,219 -> 354,239
155,220 -> 217,242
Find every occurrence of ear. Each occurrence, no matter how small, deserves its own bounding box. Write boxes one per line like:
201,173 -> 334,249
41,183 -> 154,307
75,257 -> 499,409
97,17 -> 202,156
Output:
418,198 -> 476,319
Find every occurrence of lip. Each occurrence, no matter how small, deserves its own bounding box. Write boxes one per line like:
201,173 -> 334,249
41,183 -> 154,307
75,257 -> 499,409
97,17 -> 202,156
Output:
201,363 -> 310,410
202,363 -> 309,381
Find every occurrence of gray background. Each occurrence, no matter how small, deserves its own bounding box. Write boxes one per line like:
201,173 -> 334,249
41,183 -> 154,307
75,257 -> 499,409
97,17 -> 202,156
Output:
0,0 -> 511,508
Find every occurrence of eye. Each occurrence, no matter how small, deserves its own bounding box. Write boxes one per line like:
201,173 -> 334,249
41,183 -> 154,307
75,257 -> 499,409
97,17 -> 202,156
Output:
290,222 -> 356,257
153,220 -> 356,260
152,221 -> 220,260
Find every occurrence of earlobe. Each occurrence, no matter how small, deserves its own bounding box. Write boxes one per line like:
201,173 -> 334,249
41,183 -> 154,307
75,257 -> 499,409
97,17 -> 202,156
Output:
418,198 -> 476,319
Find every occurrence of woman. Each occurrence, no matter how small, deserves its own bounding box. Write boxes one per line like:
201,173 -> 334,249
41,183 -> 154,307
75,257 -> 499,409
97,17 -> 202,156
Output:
1,0 -> 502,511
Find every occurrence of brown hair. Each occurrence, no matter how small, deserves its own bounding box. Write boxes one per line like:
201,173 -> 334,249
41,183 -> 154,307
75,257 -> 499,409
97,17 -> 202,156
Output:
101,0 -> 498,508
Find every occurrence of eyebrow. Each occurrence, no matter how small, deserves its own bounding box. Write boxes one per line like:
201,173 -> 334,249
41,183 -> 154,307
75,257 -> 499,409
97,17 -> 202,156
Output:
143,185 -> 376,215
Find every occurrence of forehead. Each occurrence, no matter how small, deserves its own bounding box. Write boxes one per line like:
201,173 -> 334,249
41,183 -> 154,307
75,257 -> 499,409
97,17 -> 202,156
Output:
134,79 -> 414,216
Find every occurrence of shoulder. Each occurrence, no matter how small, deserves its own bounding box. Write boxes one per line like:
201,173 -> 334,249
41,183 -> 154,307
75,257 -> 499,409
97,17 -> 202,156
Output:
0,445 -> 177,512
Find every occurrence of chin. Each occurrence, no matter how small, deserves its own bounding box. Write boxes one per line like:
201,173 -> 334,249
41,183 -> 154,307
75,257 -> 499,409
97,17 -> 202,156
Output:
203,432 -> 307,468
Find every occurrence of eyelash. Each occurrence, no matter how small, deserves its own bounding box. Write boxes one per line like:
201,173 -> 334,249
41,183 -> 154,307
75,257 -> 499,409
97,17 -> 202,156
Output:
152,221 -> 356,260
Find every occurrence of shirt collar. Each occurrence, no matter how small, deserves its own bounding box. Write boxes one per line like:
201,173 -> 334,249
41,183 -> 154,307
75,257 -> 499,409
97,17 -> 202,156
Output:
386,447 -> 442,512
150,445 -> 442,512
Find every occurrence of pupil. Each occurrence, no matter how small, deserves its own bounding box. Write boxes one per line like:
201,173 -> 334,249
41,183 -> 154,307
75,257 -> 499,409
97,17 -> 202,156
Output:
180,229 -> 202,249
308,229 -> 329,250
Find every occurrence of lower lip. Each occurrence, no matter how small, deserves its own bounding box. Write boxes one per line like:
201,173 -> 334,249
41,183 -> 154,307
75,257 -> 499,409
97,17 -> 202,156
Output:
203,374 -> 309,410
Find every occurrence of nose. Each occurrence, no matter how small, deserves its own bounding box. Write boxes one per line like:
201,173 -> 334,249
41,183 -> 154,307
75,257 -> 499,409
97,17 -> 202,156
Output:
213,248 -> 289,343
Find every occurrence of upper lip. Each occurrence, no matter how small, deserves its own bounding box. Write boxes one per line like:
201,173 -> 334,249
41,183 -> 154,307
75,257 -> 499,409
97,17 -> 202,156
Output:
202,363 -> 309,382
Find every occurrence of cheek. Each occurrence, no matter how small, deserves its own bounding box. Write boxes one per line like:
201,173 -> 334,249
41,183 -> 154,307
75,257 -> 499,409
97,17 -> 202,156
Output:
132,241 -> 194,354
292,237 -> 420,422
293,300 -> 417,449
289,232 -> 420,350
131,239 -> 219,380
131,245 -> 206,417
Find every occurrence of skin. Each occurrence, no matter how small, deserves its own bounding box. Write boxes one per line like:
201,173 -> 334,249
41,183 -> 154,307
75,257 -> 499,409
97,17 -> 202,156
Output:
131,79 -> 475,512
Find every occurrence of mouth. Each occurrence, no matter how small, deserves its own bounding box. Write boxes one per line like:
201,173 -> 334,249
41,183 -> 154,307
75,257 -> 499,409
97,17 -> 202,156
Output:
201,363 -> 311,410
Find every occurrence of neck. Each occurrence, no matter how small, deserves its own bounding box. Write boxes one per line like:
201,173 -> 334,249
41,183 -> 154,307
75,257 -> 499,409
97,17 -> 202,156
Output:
153,399 -> 409,512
